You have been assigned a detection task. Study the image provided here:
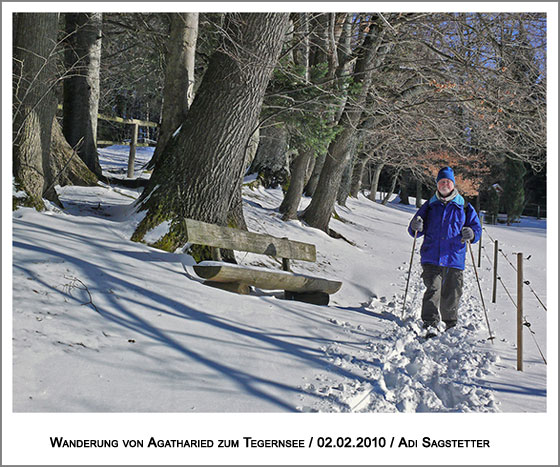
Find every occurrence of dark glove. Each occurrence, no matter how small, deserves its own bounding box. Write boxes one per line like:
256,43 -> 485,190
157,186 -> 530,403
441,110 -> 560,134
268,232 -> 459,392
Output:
461,226 -> 474,243
410,216 -> 423,233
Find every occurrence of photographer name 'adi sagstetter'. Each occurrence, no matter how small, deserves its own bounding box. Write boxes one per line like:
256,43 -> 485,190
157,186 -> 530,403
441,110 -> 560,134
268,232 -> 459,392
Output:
407,166 -> 482,338
421,437 -> 490,448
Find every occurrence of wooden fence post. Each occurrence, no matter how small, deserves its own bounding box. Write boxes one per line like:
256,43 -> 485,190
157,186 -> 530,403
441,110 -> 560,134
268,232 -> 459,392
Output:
517,252 -> 523,371
127,123 -> 139,178
492,240 -> 498,303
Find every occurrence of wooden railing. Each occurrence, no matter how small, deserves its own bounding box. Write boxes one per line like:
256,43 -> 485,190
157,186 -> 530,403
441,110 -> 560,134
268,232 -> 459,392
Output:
57,104 -> 159,178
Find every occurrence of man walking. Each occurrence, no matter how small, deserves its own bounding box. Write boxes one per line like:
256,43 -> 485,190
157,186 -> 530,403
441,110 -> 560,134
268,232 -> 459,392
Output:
408,167 -> 482,336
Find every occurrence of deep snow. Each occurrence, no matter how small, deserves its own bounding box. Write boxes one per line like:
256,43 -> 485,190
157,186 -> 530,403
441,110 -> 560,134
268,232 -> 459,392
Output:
5,146 -> 558,465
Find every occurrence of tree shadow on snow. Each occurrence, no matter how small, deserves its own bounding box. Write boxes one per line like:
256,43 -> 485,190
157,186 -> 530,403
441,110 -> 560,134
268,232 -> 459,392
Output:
467,378 -> 546,400
13,234 -> 371,412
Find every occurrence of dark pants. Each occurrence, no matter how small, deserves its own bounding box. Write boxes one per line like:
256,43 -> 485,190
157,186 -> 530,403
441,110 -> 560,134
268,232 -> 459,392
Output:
421,264 -> 463,326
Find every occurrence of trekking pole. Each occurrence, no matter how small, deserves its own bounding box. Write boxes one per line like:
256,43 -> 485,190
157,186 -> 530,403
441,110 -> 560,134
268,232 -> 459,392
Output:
468,241 -> 495,343
402,231 -> 418,318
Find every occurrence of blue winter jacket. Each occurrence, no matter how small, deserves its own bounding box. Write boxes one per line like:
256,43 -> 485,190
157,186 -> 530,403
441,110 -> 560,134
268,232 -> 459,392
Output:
407,193 -> 482,270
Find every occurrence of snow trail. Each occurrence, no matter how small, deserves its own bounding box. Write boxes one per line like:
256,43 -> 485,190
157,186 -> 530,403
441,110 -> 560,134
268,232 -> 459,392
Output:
301,261 -> 501,413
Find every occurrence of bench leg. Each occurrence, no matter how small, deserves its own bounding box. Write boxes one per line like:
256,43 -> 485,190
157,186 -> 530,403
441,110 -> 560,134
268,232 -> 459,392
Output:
204,281 -> 251,295
284,290 -> 330,306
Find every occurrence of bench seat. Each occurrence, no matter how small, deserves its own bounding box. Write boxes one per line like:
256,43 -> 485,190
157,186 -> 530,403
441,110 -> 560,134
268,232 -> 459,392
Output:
182,217 -> 342,305
193,261 -> 343,295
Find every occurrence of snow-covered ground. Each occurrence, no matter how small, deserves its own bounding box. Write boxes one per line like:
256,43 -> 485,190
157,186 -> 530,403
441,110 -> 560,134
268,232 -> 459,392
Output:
96,144 -> 153,180
4,146 -> 558,465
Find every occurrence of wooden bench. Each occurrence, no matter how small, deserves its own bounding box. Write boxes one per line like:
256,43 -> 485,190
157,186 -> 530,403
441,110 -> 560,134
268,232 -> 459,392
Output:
183,218 -> 342,305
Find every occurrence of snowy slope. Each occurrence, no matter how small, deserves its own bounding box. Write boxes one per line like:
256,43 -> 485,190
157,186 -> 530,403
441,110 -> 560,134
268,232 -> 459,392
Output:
5,146 -> 557,465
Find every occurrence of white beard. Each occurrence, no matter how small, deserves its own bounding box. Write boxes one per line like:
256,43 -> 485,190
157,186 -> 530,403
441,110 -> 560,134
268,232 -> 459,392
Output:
436,188 -> 458,203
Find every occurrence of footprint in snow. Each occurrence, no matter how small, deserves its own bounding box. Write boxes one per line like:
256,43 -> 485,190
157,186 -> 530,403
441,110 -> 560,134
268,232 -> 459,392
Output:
305,287 -> 501,413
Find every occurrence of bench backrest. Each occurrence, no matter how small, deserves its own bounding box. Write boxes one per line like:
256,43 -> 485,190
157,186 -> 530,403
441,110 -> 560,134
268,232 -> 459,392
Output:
184,218 -> 316,262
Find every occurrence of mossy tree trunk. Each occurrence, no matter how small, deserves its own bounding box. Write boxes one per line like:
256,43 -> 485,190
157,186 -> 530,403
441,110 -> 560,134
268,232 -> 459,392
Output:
227,129 -> 260,231
300,126 -> 357,230
13,13 -> 60,208
49,119 -> 98,189
133,13 -> 289,251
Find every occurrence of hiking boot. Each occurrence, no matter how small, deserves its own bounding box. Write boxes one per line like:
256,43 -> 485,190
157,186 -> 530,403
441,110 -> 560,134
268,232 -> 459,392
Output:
422,321 -> 439,330
423,321 -> 442,339
444,321 -> 457,331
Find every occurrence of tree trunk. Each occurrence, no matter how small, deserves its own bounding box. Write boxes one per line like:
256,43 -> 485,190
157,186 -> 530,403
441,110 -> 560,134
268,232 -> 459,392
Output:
303,150 -> 325,197
247,122 -> 290,188
368,163 -> 385,201
150,13 -> 198,169
133,13 -> 289,251
382,169 -> 401,205
504,157 -> 526,224
399,171 -> 410,205
279,148 -> 314,220
227,127 -> 260,230
309,14 -> 329,69
227,181 -> 248,232
350,152 -> 369,198
13,13 -> 60,208
291,13 -> 310,82
48,119 -> 98,189
300,127 -> 356,230
63,13 -> 103,177
333,15 -> 354,124
280,12 -> 341,217
301,21 -> 384,232
337,154 -> 354,206
337,134 -> 362,205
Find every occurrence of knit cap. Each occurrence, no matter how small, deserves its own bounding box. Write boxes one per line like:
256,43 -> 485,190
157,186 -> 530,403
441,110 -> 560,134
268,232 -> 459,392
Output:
436,166 -> 455,184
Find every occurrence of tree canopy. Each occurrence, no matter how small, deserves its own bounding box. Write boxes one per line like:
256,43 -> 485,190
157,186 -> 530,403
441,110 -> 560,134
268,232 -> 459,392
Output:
13,11 -> 547,234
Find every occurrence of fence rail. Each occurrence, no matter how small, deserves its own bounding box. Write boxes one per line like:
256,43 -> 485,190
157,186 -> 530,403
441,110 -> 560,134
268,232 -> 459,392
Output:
57,104 -> 160,177
96,113 -> 159,129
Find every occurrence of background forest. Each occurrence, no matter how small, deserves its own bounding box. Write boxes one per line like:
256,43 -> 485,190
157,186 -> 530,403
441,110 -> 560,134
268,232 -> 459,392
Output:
13,11 -> 547,245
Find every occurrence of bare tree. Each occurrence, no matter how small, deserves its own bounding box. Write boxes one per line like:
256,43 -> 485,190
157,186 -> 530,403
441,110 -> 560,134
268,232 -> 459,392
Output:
278,13 -> 342,219
301,16 -> 388,232
347,13 -> 546,210
98,13 -> 169,143
132,13 -> 290,251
